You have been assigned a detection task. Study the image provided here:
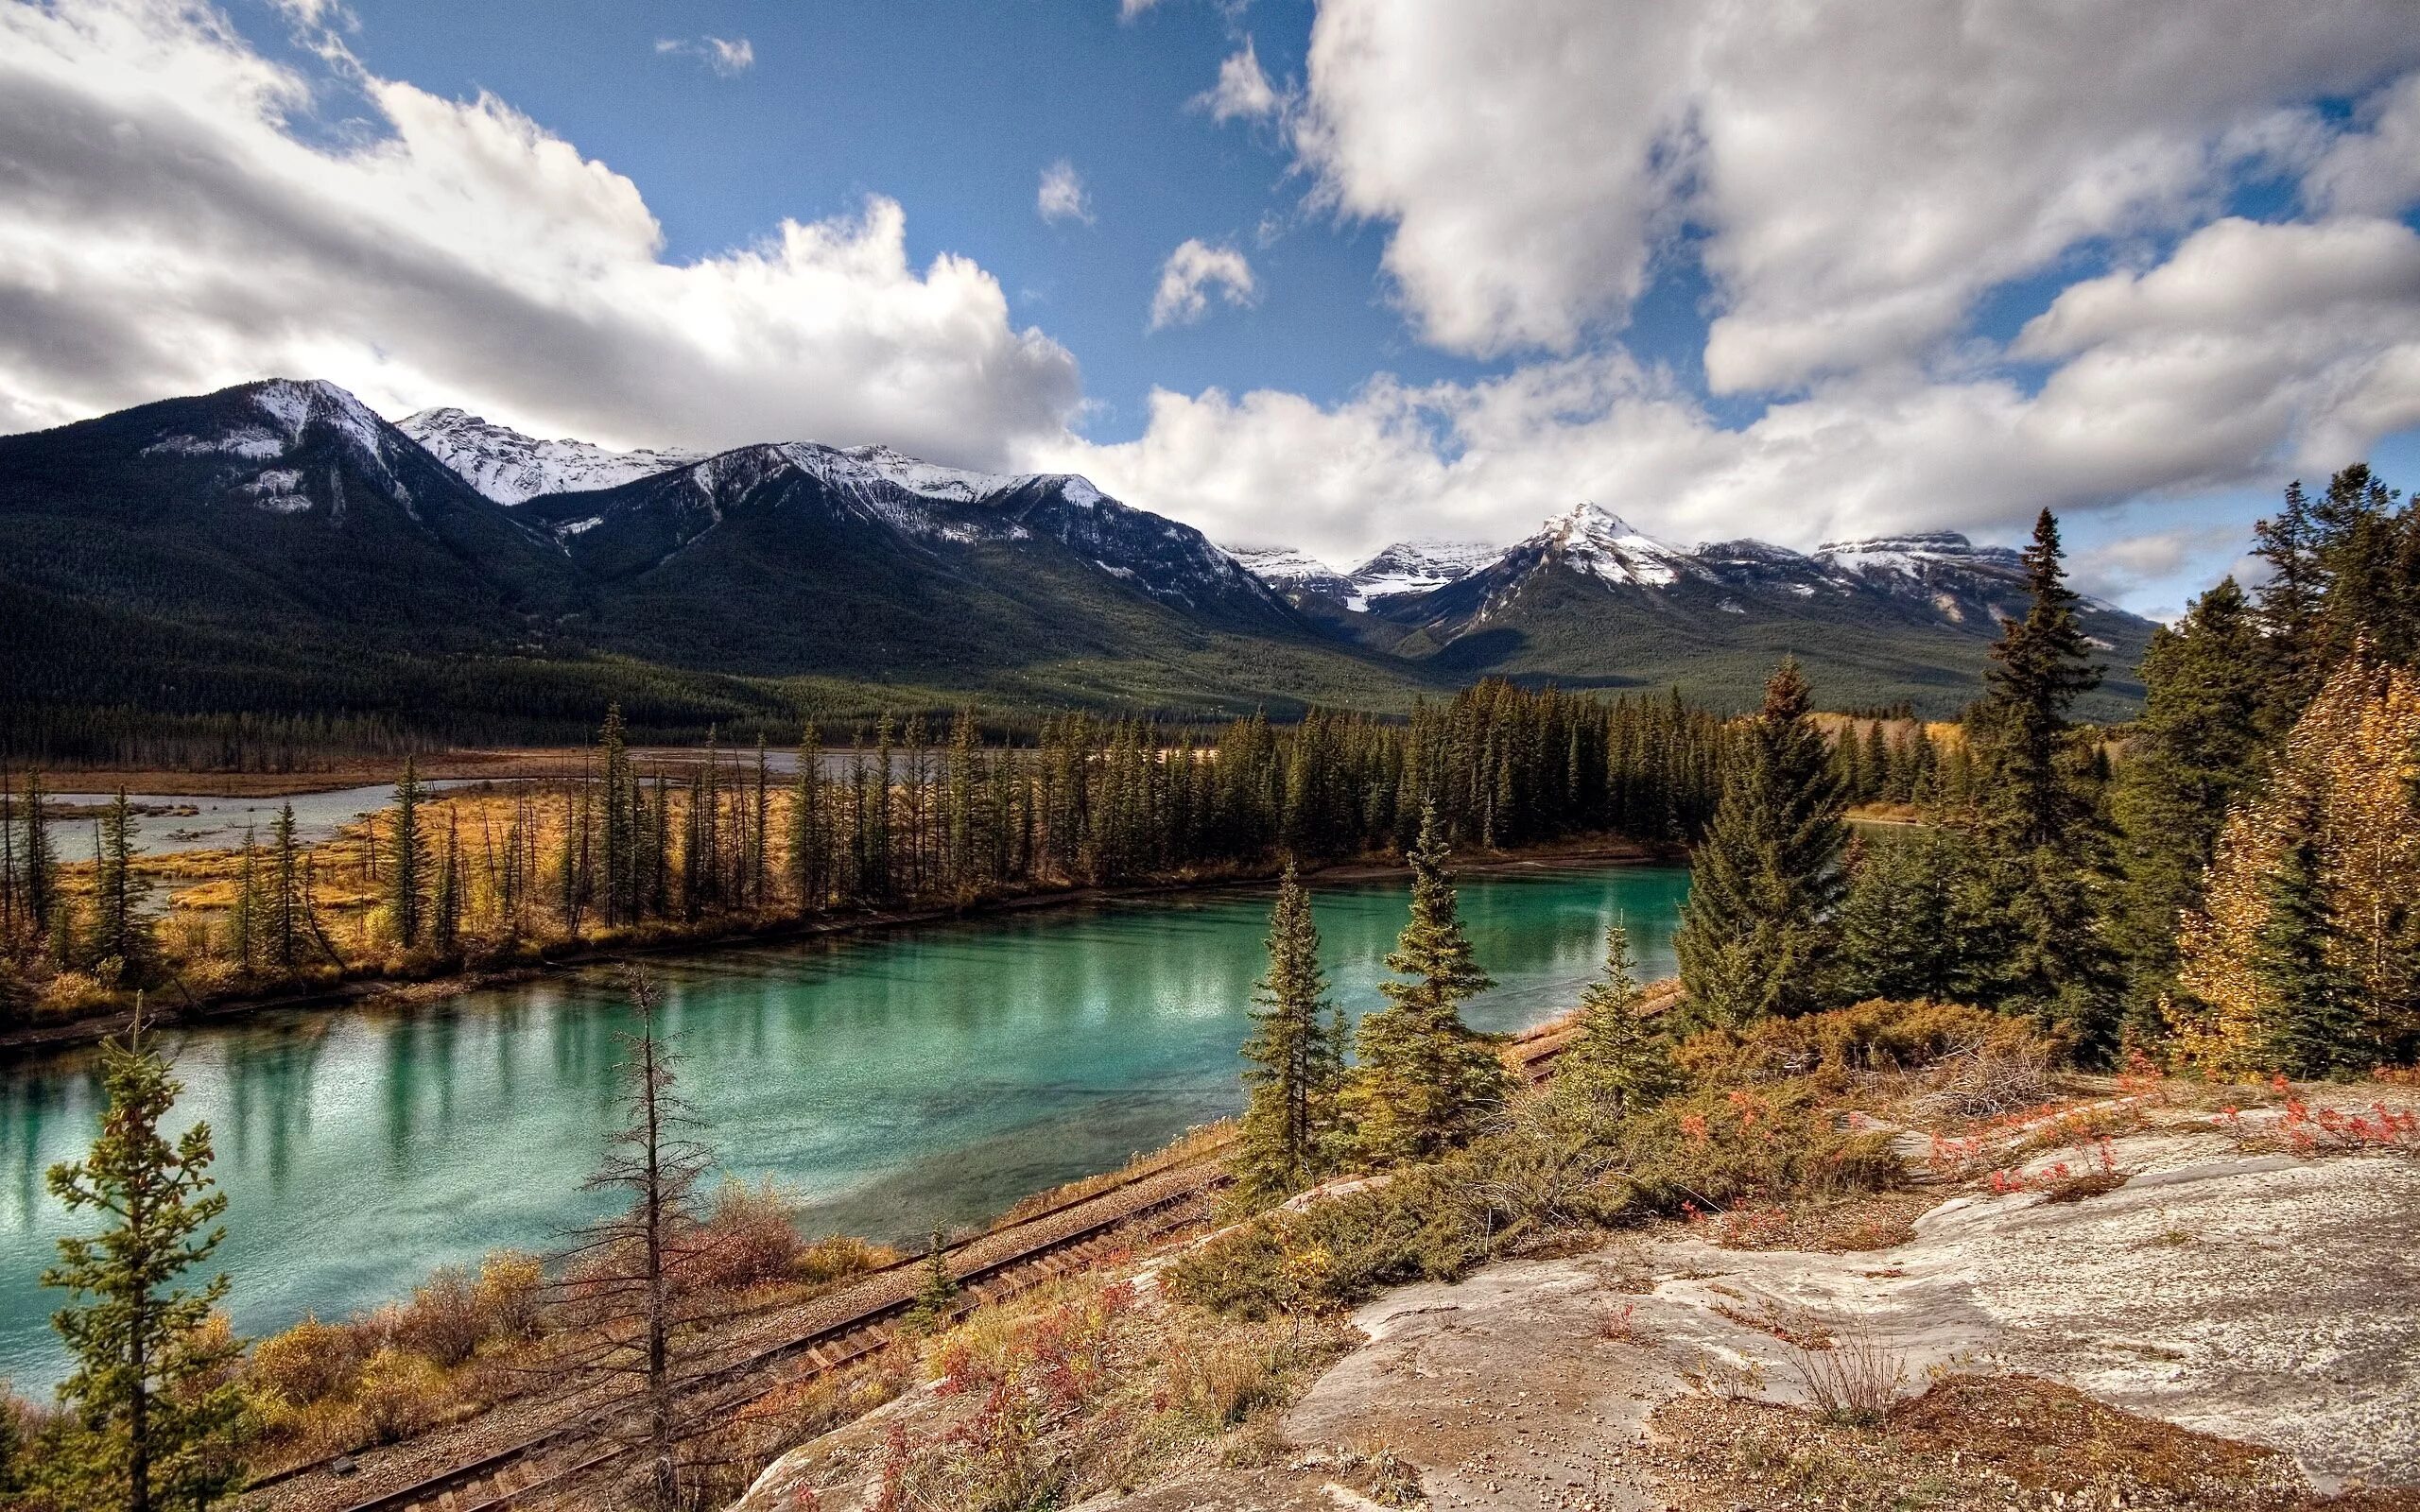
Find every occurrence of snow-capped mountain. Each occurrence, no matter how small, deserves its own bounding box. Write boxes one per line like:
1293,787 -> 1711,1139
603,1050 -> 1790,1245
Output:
399,407 -> 705,506
1346,539 -> 1498,604
1227,546 -> 1357,601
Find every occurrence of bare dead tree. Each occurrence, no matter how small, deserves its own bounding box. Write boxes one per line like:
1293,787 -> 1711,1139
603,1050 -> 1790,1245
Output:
561,966 -> 715,1510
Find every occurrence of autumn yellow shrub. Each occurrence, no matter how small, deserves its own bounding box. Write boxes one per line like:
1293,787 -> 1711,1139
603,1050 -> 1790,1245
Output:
249,1314 -> 361,1408
353,1348 -> 450,1443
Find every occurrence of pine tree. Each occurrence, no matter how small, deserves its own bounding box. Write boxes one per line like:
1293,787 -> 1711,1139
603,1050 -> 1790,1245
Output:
21,769 -> 53,954
2110,578 -> 2268,1029
388,758 -> 428,949
432,812 -> 463,954
88,790 -> 153,982
268,804 -> 301,971
1976,510 -> 2103,850
1551,923 -> 1676,1126
228,828 -> 262,973
1236,864 -> 1344,1199
1342,807 -> 1510,1166
42,1005 -> 250,1512
2252,789 -> 2366,1078
907,1229 -> 961,1332
1671,660 -> 1847,1029
1965,510 -> 2120,1053
1834,826 -> 1999,1005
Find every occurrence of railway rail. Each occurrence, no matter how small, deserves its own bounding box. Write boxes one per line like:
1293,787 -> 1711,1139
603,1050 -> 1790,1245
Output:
251,993 -> 1662,1512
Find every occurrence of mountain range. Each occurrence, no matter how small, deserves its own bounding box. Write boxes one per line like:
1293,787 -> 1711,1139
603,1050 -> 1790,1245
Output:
0,379 -> 2153,739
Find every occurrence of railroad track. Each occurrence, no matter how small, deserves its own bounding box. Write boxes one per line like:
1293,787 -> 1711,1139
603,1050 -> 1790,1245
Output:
256,993 -> 1668,1512
251,1143 -> 1233,1512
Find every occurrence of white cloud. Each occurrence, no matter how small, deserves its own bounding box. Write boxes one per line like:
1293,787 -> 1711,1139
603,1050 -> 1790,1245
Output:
1037,216 -> 2420,566
655,35 -> 753,77
2304,72 -> 2420,216
1293,0 -> 2420,382
1149,240 -> 1256,329
1194,36 -> 1280,123
0,0 -> 1076,462
1036,159 -> 1093,226
1118,0 -> 1164,19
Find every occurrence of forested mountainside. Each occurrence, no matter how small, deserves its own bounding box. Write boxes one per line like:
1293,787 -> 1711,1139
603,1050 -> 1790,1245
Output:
2,381 -> 2154,756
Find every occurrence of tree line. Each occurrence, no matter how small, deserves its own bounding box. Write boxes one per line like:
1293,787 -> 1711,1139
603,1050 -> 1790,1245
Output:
0,682 -> 1731,1012
1667,466 -> 2420,1075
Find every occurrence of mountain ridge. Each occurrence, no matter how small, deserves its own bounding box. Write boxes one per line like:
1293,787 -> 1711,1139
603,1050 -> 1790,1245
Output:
1,381 -> 2156,731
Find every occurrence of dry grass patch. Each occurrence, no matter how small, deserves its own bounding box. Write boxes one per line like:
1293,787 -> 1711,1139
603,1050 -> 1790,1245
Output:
1646,1375 -> 2413,1510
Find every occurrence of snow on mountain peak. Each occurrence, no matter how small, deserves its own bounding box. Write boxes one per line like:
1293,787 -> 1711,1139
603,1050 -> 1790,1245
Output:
1535,501 -> 1697,588
400,408 -> 704,506
1345,539 -> 1498,604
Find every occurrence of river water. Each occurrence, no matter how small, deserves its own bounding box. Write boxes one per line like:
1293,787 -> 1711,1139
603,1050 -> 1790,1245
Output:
0,862 -> 1686,1389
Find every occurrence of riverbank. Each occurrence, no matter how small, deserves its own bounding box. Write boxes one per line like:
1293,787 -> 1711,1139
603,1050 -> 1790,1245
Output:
0,835 -> 1668,1060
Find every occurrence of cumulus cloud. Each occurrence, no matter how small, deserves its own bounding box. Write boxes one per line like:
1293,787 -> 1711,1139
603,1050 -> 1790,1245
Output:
1036,216 -> 2420,565
1293,0 -> 2420,382
654,35 -> 753,77
1194,36 -> 1281,123
1148,240 -> 1256,329
1036,159 -> 1093,226
0,0 -> 1077,461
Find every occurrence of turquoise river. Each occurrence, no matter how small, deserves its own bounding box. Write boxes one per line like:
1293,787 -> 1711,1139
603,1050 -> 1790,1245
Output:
0,862 -> 1686,1389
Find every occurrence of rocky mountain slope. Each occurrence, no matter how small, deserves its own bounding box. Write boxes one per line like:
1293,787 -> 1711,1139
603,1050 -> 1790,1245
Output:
2,381 -> 2159,730
1240,503 -> 2156,715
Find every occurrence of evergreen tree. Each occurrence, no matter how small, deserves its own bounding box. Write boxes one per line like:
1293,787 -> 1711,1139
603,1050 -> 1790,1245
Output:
1671,660 -> 1847,1029
907,1229 -> 961,1332
88,791 -> 153,981
1551,923 -> 1676,1125
1834,826 -> 2000,1005
42,1006 -> 250,1512
1236,864 -> 1344,1199
21,769 -> 55,952
1976,510 -> 2102,850
1342,807 -> 1510,1165
2252,789 -> 2366,1078
228,828 -> 261,974
1965,510 -> 2121,1053
2110,578 -> 2268,1029
268,804 -> 301,971
388,759 -> 427,949
431,812 -> 463,954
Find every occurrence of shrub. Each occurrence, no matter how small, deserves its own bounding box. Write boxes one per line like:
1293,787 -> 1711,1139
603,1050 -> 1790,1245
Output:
353,1349 -> 449,1443
795,1235 -> 900,1287
686,1178 -> 807,1292
1675,999 -> 2060,1090
1613,1082 -> 1903,1215
249,1315 -> 361,1408
393,1266 -> 484,1367
472,1250 -> 545,1341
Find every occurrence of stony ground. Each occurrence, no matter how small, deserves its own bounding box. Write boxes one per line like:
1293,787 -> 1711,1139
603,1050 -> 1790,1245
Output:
734,1095 -> 2420,1511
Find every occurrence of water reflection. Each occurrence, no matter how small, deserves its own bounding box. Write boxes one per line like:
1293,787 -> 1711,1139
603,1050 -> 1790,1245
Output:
0,864 -> 1685,1388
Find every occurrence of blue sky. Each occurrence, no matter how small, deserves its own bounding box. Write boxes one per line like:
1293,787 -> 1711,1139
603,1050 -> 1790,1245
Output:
5,0 -> 2420,618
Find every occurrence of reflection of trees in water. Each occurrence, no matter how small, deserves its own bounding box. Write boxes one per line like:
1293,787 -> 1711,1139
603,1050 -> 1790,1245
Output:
221,1021 -> 332,1193
0,1061 -> 93,1231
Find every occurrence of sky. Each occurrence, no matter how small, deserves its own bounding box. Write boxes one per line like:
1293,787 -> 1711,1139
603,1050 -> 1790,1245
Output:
4,0 -> 2420,618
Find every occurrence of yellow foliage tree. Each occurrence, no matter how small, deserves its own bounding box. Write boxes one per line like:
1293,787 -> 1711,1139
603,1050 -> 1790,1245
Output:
2174,656 -> 2420,1077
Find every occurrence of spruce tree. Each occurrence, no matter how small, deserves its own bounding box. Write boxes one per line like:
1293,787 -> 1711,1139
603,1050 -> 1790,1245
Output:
1834,825 -> 1999,1005
88,790 -> 153,982
2251,788 -> 2366,1078
2110,578 -> 2267,1029
228,828 -> 261,973
42,1006 -> 250,1511
23,770 -> 56,952
388,759 -> 427,949
1552,923 -> 1676,1126
268,804 -> 301,971
1977,510 -> 2102,850
1236,864 -> 1343,1199
1671,660 -> 1847,1029
431,812 -> 463,954
1342,807 -> 1509,1166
